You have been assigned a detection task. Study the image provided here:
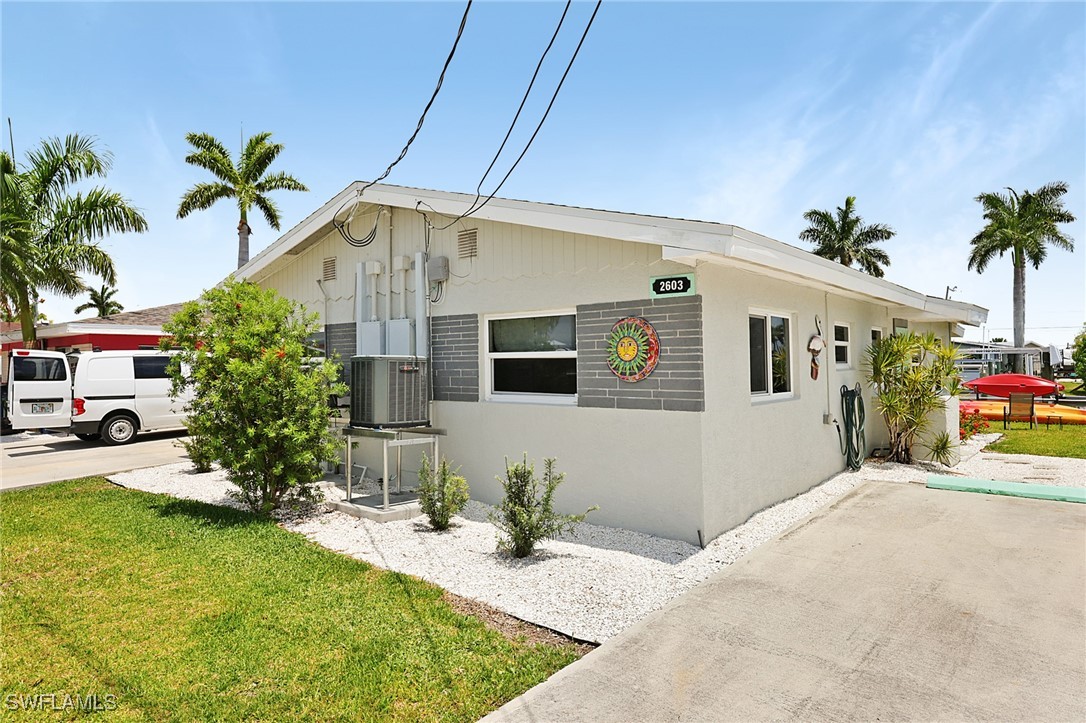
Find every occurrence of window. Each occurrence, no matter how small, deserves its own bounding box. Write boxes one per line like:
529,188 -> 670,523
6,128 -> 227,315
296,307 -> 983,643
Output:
133,356 -> 171,379
486,312 -> 576,402
834,323 -> 851,367
871,328 -> 883,344
892,318 -> 909,336
13,356 -> 68,382
749,312 -> 791,397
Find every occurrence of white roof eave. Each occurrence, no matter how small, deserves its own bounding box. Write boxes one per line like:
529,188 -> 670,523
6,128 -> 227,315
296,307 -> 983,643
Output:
237,183 -> 988,327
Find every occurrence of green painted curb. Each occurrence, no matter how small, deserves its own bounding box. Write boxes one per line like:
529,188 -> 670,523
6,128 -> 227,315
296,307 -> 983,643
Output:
927,475 -> 1086,504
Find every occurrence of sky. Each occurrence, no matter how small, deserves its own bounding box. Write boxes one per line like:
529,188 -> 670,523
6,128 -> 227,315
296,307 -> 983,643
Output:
2,1 -> 1084,347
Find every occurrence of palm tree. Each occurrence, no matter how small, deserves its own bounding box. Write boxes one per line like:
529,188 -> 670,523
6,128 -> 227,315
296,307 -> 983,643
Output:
1,135 -> 147,346
968,181 -> 1076,372
75,284 -> 124,317
799,196 -> 894,277
177,131 -> 308,269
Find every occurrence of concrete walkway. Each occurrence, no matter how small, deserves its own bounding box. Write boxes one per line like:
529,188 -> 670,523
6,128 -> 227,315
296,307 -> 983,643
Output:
1,431 -> 188,491
486,482 -> 1086,722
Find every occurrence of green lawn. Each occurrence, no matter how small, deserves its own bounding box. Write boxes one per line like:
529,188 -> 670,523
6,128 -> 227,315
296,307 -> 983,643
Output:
984,422 -> 1086,459
0,479 -> 583,721
1058,379 -> 1084,396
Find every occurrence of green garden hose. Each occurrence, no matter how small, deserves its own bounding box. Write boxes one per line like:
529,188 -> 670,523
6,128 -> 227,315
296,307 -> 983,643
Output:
838,384 -> 866,470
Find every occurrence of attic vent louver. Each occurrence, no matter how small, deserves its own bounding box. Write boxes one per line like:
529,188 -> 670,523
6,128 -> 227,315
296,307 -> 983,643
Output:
457,229 -> 478,260
322,257 -> 337,282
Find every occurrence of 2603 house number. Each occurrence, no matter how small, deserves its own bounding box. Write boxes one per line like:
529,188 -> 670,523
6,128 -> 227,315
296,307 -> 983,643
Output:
650,274 -> 695,298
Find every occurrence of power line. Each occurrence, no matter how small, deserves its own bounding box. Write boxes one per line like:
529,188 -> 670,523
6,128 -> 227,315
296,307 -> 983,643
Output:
419,0 -> 602,232
335,0 -> 473,247
425,1 -> 572,232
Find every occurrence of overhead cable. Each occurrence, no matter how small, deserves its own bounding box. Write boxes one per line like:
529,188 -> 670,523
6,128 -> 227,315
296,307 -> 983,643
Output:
335,0 -> 473,246
426,1 -> 572,231
418,0 -> 602,232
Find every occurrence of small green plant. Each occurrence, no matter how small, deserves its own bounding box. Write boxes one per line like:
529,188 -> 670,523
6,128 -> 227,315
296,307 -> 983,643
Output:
921,430 -> 955,466
183,434 -> 215,474
490,455 -> 597,559
416,453 -> 469,531
959,409 -> 990,441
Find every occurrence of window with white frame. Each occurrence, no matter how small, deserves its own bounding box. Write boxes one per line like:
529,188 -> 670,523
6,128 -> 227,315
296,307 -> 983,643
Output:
749,311 -> 791,397
871,327 -> 883,344
486,312 -> 577,401
834,323 -> 851,367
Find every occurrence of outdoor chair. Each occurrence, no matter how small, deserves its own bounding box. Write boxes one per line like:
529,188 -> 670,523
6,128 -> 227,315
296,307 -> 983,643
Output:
1003,392 -> 1036,430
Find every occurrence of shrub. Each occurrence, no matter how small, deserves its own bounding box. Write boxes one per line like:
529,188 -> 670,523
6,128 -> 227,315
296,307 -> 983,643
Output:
417,453 -> 469,531
162,278 -> 347,514
866,332 -> 961,464
489,455 -> 597,559
959,409 -> 990,442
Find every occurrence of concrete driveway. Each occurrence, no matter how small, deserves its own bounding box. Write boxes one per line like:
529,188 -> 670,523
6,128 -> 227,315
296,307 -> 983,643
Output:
487,482 -> 1086,722
0,431 -> 189,491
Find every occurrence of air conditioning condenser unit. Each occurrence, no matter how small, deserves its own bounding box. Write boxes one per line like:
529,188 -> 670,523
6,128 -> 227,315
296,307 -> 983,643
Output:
350,355 -> 429,428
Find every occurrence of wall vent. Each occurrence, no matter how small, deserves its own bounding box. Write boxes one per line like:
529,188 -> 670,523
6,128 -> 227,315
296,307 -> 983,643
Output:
322,256 -> 337,281
457,229 -> 478,260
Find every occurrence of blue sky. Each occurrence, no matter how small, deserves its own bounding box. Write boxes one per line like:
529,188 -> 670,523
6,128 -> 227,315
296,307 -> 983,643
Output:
3,1 -> 1083,347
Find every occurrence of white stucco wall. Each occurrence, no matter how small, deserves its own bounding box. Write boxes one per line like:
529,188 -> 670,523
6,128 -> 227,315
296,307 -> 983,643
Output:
255,203 -> 971,545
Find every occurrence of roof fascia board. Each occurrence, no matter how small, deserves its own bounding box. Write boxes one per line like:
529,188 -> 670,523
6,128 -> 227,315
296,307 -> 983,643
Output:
238,183 -> 988,326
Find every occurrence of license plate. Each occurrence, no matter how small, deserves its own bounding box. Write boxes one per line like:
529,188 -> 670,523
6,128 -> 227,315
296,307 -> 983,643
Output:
31,402 -> 55,414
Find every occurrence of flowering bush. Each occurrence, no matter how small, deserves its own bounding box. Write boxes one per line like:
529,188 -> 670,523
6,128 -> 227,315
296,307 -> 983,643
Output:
959,410 -> 990,441
162,278 -> 347,513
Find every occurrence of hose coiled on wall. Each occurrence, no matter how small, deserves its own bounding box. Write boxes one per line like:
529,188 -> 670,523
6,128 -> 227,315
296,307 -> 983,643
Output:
838,384 -> 866,471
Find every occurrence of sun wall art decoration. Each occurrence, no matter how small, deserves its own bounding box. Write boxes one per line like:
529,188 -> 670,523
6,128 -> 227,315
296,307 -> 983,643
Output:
607,316 -> 660,382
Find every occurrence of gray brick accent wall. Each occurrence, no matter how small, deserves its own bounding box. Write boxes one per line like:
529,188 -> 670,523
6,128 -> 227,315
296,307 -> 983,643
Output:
324,323 -> 356,382
576,296 -> 704,412
431,314 -> 479,402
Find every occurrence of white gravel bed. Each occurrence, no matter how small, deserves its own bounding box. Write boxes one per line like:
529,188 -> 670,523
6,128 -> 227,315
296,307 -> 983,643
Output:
108,432 -> 1082,643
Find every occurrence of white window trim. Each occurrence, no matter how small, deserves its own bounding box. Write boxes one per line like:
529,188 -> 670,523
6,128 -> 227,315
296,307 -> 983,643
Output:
483,309 -> 578,406
871,327 -> 884,344
749,307 -> 795,402
834,322 -> 852,369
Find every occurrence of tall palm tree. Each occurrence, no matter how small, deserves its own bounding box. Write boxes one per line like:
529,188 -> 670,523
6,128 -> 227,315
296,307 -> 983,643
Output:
74,283 -> 124,317
799,196 -> 894,277
177,131 -> 308,269
1,135 -> 147,345
968,181 -> 1076,372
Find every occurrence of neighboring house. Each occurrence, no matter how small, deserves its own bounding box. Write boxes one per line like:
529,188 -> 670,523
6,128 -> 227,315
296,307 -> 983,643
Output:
235,183 -> 987,545
956,340 -> 1061,380
0,303 -> 185,354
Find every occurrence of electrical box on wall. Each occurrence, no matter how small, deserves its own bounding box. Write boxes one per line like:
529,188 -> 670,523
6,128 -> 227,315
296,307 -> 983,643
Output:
387,319 -> 415,356
426,255 -> 449,283
358,321 -> 385,355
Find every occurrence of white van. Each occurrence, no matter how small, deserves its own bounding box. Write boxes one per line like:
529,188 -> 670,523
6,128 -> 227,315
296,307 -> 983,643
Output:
2,349 -> 189,445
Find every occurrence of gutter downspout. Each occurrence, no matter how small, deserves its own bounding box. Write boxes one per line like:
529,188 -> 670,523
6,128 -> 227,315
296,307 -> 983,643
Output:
385,209 -> 393,352
316,279 -> 331,354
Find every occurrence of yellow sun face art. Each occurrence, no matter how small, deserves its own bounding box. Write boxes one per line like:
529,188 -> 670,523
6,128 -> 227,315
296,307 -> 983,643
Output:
616,335 -> 639,362
607,316 -> 660,382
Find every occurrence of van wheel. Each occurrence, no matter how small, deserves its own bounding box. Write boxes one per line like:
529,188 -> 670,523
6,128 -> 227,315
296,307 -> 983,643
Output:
75,433 -> 101,442
101,414 -> 138,445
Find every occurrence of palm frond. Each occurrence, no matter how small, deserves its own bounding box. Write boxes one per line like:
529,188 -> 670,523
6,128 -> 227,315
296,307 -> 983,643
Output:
254,171 -> 308,194
252,193 -> 282,230
240,132 -> 279,183
25,135 -> 112,206
46,187 -> 149,244
177,182 -> 236,218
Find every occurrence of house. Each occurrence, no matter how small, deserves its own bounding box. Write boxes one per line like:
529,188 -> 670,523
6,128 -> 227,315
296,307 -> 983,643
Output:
235,183 -> 987,545
955,339 -> 1063,380
0,303 -> 185,353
